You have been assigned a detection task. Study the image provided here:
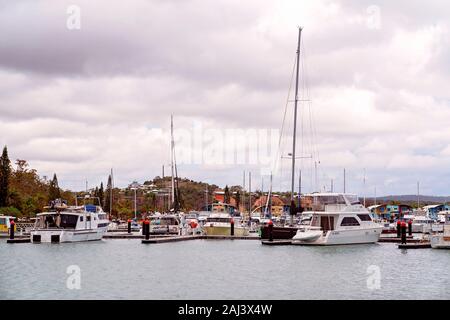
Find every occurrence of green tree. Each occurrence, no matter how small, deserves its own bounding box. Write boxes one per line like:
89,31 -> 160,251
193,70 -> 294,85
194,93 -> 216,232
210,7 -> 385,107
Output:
104,175 -> 112,213
48,173 -> 61,201
98,182 -> 104,206
0,146 -> 11,207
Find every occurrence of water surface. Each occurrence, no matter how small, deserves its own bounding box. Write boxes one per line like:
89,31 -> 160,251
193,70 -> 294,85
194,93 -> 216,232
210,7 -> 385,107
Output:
1,239 -> 449,299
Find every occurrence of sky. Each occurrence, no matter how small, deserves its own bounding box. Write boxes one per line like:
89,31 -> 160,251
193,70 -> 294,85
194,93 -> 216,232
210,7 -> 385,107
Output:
0,0 -> 449,196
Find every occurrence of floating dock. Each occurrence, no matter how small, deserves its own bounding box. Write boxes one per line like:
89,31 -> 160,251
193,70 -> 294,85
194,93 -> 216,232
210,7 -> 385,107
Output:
142,235 -> 259,244
7,238 -> 31,244
378,236 -> 415,243
398,242 -> 431,249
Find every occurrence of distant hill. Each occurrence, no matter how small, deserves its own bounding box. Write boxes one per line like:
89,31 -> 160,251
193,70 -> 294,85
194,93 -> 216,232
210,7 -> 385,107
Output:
365,195 -> 450,207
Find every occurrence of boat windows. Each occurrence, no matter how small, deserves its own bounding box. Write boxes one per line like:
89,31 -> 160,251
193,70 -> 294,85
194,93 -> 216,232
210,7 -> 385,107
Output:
79,216 -> 84,222
37,214 -> 78,229
340,217 -> 360,226
206,218 -> 230,223
313,195 -> 346,205
151,218 -> 179,225
59,215 -> 78,228
357,214 -> 372,221
345,195 -> 361,205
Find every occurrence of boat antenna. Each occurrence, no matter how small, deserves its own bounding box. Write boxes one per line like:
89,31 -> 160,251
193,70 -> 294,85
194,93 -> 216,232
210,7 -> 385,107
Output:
170,114 -> 175,211
290,27 -> 302,226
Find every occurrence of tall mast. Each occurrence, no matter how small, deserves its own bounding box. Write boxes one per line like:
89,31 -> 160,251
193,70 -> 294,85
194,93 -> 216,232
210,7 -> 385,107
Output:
110,168 -> 113,217
417,181 -> 420,208
343,168 -> 346,193
290,27 -> 302,226
363,168 -> 366,207
170,115 -> 175,209
248,172 -> 252,215
242,171 -> 246,213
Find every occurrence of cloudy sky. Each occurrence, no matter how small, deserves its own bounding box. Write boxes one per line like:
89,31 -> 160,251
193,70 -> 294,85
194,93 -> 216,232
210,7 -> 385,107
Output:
0,0 -> 449,196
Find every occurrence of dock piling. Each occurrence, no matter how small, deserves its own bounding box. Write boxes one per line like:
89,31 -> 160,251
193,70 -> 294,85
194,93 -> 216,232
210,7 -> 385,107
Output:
144,220 -> 150,240
9,220 -> 15,240
127,219 -> 131,234
268,220 -> 273,242
408,220 -> 412,236
396,221 -> 401,238
230,218 -> 234,236
401,222 -> 407,244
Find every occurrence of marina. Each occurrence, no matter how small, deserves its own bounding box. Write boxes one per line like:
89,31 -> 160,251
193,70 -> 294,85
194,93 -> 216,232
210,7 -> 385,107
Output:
0,1 -> 449,305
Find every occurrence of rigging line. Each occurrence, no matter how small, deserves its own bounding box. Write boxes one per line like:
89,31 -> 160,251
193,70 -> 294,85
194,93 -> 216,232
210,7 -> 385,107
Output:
271,53 -> 297,181
303,40 -> 320,163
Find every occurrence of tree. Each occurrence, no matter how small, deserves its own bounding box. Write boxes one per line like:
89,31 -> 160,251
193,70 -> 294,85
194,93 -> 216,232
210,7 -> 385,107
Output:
0,146 -> 11,207
224,185 -> 230,204
48,173 -> 61,201
98,182 -> 104,206
104,175 -> 112,213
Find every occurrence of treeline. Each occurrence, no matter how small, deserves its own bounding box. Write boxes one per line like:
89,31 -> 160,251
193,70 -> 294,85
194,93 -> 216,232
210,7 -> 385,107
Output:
0,146 -> 73,218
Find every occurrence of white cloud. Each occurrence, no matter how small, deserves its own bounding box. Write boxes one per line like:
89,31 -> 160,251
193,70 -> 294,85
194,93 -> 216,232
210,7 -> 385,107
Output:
0,0 -> 449,195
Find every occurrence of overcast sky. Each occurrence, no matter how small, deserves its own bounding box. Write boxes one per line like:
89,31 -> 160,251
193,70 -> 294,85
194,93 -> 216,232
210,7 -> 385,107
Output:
0,0 -> 449,196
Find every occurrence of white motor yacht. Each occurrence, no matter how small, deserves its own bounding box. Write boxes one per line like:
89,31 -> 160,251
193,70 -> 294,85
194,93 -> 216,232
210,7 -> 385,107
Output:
431,213 -> 450,249
149,214 -> 180,235
203,213 -> 249,236
292,193 -> 383,245
31,197 -> 110,243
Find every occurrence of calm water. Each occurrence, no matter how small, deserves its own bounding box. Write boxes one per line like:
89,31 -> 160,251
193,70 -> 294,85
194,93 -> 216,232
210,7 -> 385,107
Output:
1,239 -> 449,300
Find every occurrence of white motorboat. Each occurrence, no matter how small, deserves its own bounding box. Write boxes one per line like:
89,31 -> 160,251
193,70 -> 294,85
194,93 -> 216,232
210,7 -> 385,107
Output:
292,193 -> 383,246
431,213 -> 450,249
411,215 -> 435,233
31,197 -> 110,243
203,213 -> 249,236
149,214 -> 180,235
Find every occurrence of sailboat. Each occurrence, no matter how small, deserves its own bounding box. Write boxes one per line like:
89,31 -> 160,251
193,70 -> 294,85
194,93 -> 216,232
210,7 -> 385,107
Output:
148,115 -> 182,235
260,27 -> 304,240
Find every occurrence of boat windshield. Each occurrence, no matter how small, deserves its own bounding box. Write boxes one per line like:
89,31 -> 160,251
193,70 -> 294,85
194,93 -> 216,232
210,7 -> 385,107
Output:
151,218 -> 179,225
313,195 -> 346,205
206,218 -> 230,223
345,195 -> 361,205
36,214 -> 78,229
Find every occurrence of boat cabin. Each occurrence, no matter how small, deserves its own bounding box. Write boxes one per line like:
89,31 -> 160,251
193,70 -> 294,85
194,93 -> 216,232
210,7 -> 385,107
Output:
34,204 -> 107,230
206,213 -> 233,223
304,193 -> 361,212
0,216 -> 16,233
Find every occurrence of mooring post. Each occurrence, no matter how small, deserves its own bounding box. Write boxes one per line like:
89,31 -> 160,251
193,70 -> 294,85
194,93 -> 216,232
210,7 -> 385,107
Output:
401,222 -> 407,244
127,219 -> 131,234
9,220 -> 15,240
230,218 -> 235,236
144,219 -> 150,240
268,220 -> 273,242
408,219 -> 412,236
396,220 -> 401,238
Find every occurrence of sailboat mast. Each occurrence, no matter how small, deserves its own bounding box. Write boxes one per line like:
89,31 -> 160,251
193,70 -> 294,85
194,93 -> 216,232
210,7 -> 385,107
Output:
110,168 -> 113,216
170,115 -> 175,209
290,27 -> 302,226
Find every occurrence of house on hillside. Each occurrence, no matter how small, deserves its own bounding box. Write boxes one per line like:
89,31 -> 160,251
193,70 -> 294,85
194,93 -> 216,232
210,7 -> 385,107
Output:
368,204 -> 413,220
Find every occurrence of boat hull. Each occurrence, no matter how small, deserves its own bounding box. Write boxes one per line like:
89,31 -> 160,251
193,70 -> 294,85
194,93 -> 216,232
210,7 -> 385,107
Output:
431,235 -> 450,249
260,226 -> 298,240
30,228 -> 106,243
203,225 -> 249,236
292,227 -> 382,245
